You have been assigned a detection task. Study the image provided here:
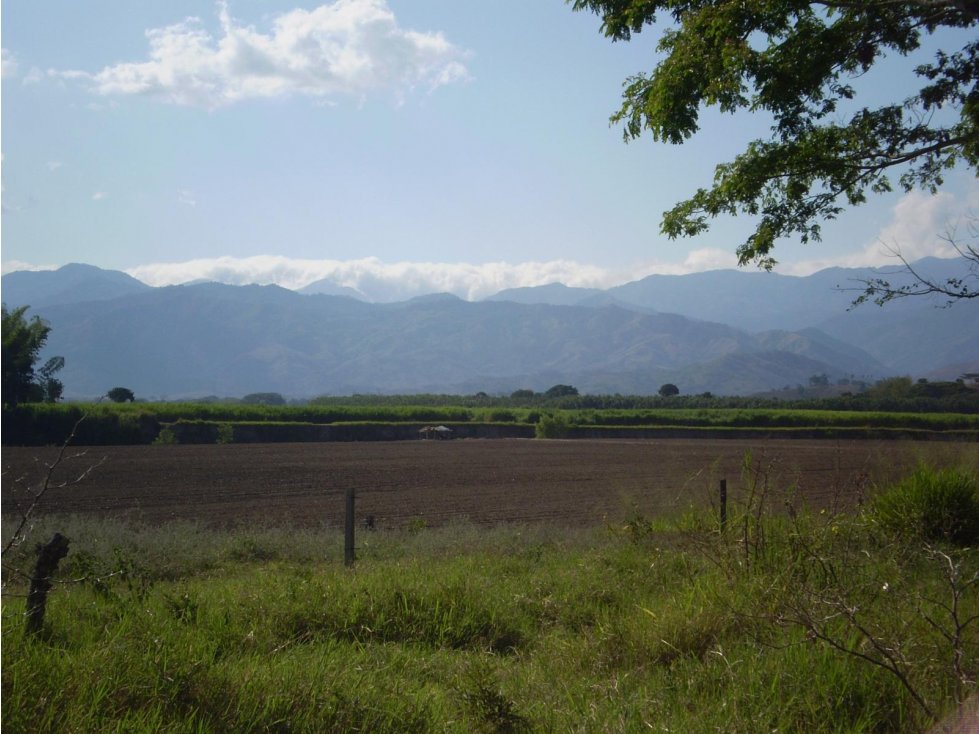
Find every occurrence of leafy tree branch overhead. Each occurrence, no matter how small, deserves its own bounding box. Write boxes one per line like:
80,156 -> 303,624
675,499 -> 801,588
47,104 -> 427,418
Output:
571,0 -> 979,270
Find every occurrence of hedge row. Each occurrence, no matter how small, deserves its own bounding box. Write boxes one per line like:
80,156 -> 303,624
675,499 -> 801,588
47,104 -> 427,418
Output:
5,404 -> 977,446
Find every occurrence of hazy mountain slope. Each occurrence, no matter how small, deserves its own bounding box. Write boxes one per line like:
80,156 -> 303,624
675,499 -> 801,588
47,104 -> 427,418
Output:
10,260 -> 970,397
816,296 -> 979,375
446,351 -> 846,396
39,284 -> 373,397
1,263 -> 151,309
297,278 -> 367,300
604,257 -> 973,333
33,282 -> 883,397
751,328 -> 889,378
483,283 -> 603,306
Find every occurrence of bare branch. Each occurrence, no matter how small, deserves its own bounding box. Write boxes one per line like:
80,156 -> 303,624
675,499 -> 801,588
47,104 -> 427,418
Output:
1,415 -> 107,558
848,215 -> 979,307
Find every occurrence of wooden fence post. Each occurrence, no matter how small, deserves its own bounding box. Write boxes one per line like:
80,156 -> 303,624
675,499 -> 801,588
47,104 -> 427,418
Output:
26,533 -> 70,636
719,479 -> 728,532
344,488 -> 355,567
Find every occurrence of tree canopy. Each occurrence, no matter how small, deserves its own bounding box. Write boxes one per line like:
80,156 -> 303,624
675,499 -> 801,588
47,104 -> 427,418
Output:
107,387 -> 136,403
572,0 -> 979,269
2,305 -> 64,407
544,384 -> 580,398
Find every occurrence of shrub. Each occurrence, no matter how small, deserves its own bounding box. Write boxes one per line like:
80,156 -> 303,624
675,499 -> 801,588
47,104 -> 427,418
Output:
535,413 -> 570,439
216,423 -> 235,444
153,427 -> 178,445
871,465 -> 979,545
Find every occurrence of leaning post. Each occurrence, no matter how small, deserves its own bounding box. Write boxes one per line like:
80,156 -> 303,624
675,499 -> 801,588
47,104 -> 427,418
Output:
719,479 -> 728,533
26,533 -> 70,636
344,488 -> 356,566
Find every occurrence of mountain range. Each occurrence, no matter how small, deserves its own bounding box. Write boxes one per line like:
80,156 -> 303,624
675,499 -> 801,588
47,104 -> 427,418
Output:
2,260 -> 977,398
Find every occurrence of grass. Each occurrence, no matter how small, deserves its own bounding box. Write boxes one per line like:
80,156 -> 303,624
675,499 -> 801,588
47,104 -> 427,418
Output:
871,464 -> 979,545
3,473 -> 977,733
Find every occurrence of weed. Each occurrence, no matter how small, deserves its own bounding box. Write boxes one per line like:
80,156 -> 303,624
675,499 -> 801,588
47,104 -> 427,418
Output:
215,423 -> 235,444
152,426 -> 178,445
871,464 -> 979,545
534,413 -> 569,438
406,517 -> 427,534
459,660 -> 530,733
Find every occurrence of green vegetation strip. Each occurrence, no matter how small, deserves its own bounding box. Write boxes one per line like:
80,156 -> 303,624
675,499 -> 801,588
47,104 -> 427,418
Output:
7,402 -> 979,445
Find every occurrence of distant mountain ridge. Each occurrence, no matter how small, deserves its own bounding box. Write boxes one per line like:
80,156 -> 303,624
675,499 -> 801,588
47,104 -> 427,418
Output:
11,282 -> 882,397
1,263 -> 151,308
482,257 -> 979,375
2,259 -> 976,397
489,257 -> 970,329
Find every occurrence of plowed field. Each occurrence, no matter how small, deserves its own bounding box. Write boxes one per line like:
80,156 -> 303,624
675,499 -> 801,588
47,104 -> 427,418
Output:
2,439 -> 974,528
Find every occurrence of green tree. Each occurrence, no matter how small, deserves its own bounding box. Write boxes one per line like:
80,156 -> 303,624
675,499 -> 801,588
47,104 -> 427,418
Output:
867,376 -> 915,399
2,305 -> 64,407
544,384 -> 579,399
658,382 -> 680,397
809,373 -> 830,388
571,0 -> 978,269
107,387 -> 136,403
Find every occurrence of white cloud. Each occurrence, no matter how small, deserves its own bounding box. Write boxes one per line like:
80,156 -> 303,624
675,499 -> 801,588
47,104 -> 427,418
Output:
61,1 -> 470,108
23,67 -> 44,85
124,252 -> 745,302
92,191 -> 108,201
177,189 -> 197,206
47,161 -> 64,172
1,48 -> 18,78
780,189 -> 979,276
1,260 -> 58,275
873,189 -> 979,259
634,248 -> 739,277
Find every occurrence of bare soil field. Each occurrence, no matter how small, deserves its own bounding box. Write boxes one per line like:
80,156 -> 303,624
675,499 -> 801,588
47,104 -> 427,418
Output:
3,438 -> 976,528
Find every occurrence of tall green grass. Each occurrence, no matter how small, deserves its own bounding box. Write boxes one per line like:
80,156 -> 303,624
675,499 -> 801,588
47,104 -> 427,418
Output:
3,477 -> 976,733
871,464 -> 979,545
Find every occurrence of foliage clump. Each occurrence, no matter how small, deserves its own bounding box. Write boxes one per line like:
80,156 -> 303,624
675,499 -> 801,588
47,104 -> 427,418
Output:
1,305 -> 64,407
535,412 -> 570,438
572,0 -> 979,271
871,464 -> 979,545
107,387 -> 136,403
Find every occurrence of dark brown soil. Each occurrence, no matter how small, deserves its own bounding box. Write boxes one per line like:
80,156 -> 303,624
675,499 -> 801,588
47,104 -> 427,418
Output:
2,439 -> 974,528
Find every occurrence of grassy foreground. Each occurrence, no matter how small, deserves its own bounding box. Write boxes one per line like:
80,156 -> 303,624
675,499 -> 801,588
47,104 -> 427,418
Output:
3,478 -> 977,733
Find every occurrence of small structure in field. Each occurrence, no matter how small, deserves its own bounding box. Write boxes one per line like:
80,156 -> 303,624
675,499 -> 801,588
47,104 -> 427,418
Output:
419,425 -> 454,440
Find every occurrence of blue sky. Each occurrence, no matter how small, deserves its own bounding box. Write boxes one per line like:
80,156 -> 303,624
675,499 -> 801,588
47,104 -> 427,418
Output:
2,0 -> 976,300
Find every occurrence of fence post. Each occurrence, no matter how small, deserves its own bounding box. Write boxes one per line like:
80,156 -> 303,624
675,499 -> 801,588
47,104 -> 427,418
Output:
719,479 -> 727,532
26,532 -> 70,636
345,488 -> 356,566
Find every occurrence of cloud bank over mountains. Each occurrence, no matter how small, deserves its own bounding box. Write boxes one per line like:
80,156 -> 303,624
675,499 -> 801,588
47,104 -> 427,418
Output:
55,0 -> 470,108
5,188 -> 975,302
5,254 -> 739,301
125,256 -> 627,301
779,189 -> 979,276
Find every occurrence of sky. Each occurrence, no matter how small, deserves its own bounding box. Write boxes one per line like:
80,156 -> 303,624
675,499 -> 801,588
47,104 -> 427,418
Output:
2,0 -> 977,301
